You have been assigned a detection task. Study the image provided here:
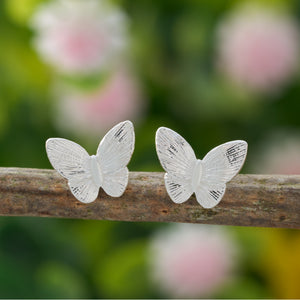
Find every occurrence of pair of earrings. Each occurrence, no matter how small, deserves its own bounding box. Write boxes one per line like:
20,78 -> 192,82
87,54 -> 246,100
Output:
46,120 -> 248,209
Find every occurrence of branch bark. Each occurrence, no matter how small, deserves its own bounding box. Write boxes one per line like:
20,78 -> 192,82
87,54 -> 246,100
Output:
0,168 -> 299,228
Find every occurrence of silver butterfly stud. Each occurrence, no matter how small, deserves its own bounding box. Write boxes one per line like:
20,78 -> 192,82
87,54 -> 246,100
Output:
46,120 -> 135,203
155,127 -> 248,208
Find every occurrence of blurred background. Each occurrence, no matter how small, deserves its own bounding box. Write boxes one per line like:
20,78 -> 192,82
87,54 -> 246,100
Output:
0,0 -> 300,298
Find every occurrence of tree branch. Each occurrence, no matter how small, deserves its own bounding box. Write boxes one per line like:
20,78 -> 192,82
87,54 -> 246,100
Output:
0,168 -> 299,228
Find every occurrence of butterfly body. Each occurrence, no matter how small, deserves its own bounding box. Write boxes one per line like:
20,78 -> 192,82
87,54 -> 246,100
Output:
88,155 -> 103,187
191,159 -> 203,192
46,121 -> 134,203
156,127 -> 248,208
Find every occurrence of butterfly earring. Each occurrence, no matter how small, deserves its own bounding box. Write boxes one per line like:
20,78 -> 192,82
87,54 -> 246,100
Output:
46,120 -> 135,203
155,127 -> 248,208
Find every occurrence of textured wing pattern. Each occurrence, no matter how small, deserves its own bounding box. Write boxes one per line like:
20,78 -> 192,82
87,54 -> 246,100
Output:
155,127 -> 197,178
156,127 -> 248,208
69,177 -> 99,204
195,184 -> 226,209
97,121 -> 135,174
202,140 -> 248,184
164,173 -> 193,204
46,138 -> 99,203
102,167 -> 129,197
46,138 -> 90,180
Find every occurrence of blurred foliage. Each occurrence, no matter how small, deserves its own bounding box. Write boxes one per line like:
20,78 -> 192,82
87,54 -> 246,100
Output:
0,0 -> 299,298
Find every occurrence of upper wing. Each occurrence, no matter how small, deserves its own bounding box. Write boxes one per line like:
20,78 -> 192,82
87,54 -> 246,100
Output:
202,140 -> 248,185
156,127 -> 197,203
46,138 -> 99,203
46,138 -> 90,179
155,127 -> 197,178
96,120 -> 135,175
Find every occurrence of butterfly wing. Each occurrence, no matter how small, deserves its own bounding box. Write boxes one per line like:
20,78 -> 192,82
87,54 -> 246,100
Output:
96,121 -> 135,197
202,140 -> 248,183
46,138 -> 99,203
164,173 -> 194,204
195,140 -> 248,208
68,177 -> 100,204
101,167 -> 129,197
195,184 -> 226,209
155,127 -> 197,203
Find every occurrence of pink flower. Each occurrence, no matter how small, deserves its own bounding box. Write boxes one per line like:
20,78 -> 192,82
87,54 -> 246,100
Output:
31,0 -> 128,75
216,4 -> 300,93
54,68 -> 144,137
254,134 -> 300,174
149,224 -> 238,298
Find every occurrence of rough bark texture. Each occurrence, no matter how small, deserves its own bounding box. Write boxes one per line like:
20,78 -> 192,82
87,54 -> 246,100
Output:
0,168 -> 299,228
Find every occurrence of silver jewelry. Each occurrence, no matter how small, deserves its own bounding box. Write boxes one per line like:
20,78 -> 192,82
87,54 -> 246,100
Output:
46,120 -> 135,203
155,127 -> 248,208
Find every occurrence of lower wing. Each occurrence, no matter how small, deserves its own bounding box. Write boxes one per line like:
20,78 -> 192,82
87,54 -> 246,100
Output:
195,184 -> 226,209
102,167 -> 129,197
165,173 -> 193,204
68,177 -> 99,203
